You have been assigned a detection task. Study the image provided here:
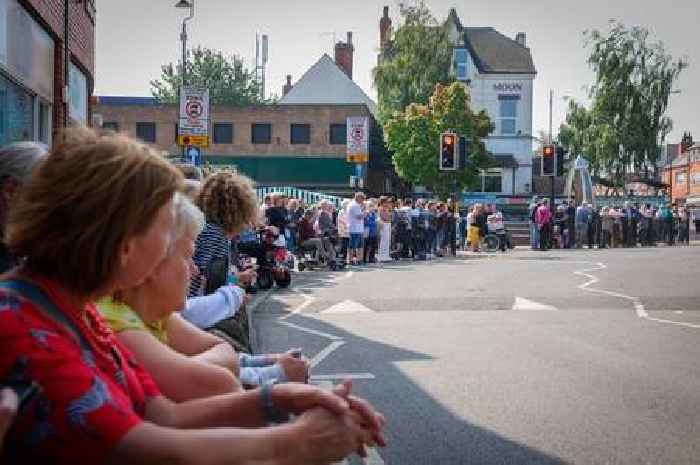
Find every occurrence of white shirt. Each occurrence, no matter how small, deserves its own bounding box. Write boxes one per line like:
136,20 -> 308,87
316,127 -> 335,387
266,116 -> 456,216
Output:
347,201 -> 365,234
487,212 -> 505,233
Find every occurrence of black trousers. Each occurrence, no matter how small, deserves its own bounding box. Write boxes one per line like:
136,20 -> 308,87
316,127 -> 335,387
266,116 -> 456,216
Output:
363,237 -> 378,263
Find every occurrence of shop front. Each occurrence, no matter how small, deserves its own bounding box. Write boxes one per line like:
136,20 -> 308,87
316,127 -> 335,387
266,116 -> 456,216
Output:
0,0 -> 55,146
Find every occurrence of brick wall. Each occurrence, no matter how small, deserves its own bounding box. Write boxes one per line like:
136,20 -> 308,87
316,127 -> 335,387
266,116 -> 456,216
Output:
21,0 -> 96,129
94,103 -> 374,159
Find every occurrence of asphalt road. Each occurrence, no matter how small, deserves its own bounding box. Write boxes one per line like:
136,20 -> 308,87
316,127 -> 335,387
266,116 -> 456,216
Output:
253,245 -> 700,465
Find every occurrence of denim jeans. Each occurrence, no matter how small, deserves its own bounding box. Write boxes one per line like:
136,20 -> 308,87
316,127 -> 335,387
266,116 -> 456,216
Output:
530,221 -> 539,249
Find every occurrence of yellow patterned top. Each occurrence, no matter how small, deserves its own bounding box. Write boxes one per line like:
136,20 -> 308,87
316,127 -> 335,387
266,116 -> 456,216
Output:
97,298 -> 168,344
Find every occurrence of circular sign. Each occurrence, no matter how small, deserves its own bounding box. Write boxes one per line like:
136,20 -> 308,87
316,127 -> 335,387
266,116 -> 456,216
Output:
185,100 -> 203,119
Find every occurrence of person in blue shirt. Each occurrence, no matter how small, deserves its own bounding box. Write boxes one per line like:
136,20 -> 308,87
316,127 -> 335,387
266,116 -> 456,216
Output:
363,201 -> 378,263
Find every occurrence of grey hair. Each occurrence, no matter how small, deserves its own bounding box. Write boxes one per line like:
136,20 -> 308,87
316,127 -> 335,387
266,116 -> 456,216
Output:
0,142 -> 48,183
169,192 -> 205,254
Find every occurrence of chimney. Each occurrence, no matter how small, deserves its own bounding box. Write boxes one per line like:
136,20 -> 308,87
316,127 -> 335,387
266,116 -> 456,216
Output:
516,32 -> 526,47
334,31 -> 354,80
380,6 -> 392,49
283,75 -> 293,96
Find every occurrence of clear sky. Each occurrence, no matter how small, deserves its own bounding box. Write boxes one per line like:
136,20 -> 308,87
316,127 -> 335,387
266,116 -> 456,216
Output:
95,0 -> 698,144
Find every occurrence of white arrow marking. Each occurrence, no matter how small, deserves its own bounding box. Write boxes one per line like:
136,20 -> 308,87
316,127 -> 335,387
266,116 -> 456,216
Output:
309,340 -> 345,369
322,300 -> 374,314
512,297 -> 557,311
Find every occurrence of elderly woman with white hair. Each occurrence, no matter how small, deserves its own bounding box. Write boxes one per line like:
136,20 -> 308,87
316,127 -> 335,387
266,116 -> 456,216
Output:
99,194 -> 310,401
0,141 -> 48,273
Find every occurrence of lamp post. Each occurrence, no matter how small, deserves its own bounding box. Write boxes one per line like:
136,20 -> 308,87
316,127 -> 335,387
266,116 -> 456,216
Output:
175,0 -> 194,161
175,0 -> 194,87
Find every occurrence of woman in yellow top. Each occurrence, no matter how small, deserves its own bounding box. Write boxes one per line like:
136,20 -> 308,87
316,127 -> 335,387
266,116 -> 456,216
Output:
98,194 -> 309,403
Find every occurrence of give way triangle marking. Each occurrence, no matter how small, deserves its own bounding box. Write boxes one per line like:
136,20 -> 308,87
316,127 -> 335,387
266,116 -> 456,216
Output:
321,300 -> 374,314
512,297 -> 558,311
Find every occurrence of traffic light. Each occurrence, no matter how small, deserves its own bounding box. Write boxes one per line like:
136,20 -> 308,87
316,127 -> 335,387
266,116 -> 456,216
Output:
556,146 -> 566,177
440,133 -> 458,171
541,144 -> 555,176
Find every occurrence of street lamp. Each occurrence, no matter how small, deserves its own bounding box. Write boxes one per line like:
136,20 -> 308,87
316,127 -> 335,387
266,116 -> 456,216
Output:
175,0 -> 194,87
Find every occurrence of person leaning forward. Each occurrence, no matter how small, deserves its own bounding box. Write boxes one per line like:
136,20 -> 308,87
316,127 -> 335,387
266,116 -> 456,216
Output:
0,128 -> 385,465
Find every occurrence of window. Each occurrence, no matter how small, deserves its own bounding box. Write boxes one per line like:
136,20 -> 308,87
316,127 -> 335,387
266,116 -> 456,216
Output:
0,73 -> 34,146
330,124 -> 347,145
251,123 -> 271,144
136,122 -> 156,143
481,168 -> 502,193
498,95 -> 519,135
69,63 -> 88,125
213,123 -> 234,144
102,122 -> 119,132
453,49 -> 469,81
290,124 -> 311,144
676,172 -> 686,184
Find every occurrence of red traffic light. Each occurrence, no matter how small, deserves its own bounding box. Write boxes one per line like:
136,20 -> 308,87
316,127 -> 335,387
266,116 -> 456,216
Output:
443,135 -> 455,146
543,145 -> 555,157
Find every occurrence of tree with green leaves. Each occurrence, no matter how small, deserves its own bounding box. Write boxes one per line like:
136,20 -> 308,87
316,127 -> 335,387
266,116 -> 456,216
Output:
384,83 -> 494,199
558,21 -> 687,191
373,1 -> 455,123
151,47 -> 267,105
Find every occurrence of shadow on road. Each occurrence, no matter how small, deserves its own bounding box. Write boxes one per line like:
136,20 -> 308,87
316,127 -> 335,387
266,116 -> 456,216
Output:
254,293 -> 568,465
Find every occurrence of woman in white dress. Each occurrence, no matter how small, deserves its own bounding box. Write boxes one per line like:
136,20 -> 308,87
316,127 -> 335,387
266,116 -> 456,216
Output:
377,197 -> 393,262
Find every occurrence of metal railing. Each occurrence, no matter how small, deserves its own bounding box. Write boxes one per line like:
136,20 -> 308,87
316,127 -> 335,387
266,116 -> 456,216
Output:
256,186 -> 346,208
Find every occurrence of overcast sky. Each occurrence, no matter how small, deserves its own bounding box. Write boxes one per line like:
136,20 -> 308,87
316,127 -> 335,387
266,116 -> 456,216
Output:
95,0 -> 698,143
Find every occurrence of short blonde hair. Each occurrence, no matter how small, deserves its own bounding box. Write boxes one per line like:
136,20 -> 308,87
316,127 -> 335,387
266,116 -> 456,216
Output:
171,193 -> 205,250
6,127 -> 183,296
197,170 -> 258,235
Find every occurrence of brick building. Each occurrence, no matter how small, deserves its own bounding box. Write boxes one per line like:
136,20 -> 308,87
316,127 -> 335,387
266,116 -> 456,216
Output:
93,97 -> 386,192
663,143 -> 700,206
0,0 -> 95,147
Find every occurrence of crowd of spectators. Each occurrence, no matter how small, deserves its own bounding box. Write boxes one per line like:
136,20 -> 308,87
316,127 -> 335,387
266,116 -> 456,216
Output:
529,196 -> 695,250
0,129 -> 386,464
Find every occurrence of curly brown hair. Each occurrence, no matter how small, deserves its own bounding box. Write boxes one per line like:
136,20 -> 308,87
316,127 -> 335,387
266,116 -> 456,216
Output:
197,170 -> 258,235
6,127 -> 183,296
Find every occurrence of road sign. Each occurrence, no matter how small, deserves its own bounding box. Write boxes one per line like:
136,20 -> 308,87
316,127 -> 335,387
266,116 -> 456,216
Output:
178,86 -> 210,147
186,146 -> 202,166
346,116 -> 369,164
177,135 -> 209,147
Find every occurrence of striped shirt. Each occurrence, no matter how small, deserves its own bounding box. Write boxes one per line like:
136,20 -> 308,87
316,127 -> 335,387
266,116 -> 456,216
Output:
189,222 -> 230,297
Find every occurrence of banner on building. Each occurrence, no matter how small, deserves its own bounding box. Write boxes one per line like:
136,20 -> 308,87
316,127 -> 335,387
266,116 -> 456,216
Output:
346,116 -> 369,164
178,86 -> 210,147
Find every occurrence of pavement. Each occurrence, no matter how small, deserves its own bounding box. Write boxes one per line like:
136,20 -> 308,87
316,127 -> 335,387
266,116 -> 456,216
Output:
250,245 -> 700,465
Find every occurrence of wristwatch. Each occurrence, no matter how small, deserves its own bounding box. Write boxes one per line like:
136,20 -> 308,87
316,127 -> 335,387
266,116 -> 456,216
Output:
260,382 -> 290,424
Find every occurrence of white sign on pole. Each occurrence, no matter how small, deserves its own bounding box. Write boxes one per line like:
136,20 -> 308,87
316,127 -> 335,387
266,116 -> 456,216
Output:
346,116 -> 369,164
178,86 -> 210,146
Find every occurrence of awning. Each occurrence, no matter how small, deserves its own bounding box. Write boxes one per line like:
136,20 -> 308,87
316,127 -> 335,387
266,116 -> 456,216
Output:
492,154 -> 518,168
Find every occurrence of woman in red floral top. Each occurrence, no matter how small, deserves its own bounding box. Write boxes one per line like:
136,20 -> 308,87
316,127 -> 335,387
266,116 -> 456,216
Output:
0,128 -> 385,465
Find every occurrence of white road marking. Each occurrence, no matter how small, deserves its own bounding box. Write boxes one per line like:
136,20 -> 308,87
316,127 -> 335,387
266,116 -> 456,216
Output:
311,373 -> 376,381
322,299 -> 375,314
512,297 -> 557,311
277,321 -> 343,341
314,380 -> 335,390
674,311 -> 684,315
309,340 -> 345,369
574,262 -> 700,330
363,447 -> 386,465
279,289 -> 315,320
335,270 -> 354,282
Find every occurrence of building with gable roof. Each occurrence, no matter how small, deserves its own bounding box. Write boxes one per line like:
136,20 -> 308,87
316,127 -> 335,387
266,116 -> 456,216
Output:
379,6 -> 537,197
